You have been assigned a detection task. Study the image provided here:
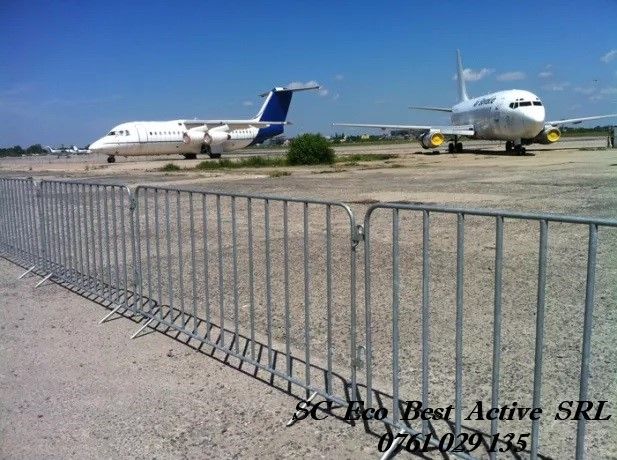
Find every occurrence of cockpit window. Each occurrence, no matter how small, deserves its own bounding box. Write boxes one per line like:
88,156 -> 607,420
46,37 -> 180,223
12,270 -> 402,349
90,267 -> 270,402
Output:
509,102 -> 519,108
125,130 -> 130,135
108,131 -> 115,136
519,101 -> 532,107
533,101 -> 542,106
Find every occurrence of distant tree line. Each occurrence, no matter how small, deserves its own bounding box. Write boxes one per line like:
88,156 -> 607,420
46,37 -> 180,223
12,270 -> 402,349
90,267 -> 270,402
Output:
0,144 -> 47,157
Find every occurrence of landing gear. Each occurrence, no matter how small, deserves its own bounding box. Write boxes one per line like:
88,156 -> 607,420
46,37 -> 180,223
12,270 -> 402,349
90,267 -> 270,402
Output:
505,141 -> 513,153
448,136 -> 463,153
107,155 -> 115,163
209,153 -> 221,159
514,144 -> 526,155
183,153 -> 197,160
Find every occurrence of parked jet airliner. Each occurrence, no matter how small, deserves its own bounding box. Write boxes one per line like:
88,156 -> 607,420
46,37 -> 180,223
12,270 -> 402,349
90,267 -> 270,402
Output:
89,85 -> 318,163
335,51 -> 617,154
44,145 -> 90,154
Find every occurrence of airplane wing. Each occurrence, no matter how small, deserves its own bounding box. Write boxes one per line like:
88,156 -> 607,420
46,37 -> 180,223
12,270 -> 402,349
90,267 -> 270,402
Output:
547,113 -> 617,126
333,123 -> 475,136
183,119 -> 288,130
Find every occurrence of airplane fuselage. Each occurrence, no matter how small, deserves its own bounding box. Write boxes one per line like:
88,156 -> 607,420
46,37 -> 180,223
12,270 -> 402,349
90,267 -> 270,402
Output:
452,89 -> 545,141
90,120 -> 260,157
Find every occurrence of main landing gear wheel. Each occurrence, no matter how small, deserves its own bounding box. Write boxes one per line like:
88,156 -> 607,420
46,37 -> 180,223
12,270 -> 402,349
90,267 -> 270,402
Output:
505,141 -> 513,153
455,142 -> 463,153
107,155 -> 116,163
209,153 -> 221,159
183,153 -> 197,160
514,144 -> 526,155
448,142 -> 455,153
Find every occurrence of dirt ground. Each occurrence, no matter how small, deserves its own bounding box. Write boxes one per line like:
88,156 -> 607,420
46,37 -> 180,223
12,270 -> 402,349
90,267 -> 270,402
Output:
1,137 -> 616,459
0,258 -> 381,459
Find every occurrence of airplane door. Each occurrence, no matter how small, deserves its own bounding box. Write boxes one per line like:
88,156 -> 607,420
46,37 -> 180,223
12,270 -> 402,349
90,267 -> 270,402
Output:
136,125 -> 148,154
492,104 -> 501,137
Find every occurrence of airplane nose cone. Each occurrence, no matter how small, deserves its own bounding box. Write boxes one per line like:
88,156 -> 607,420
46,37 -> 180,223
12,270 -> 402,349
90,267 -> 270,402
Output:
522,107 -> 545,136
89,139 -> 104,152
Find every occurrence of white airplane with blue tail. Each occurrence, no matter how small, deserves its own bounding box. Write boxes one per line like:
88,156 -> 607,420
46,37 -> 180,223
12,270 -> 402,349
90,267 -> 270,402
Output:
89,85 -> 318,163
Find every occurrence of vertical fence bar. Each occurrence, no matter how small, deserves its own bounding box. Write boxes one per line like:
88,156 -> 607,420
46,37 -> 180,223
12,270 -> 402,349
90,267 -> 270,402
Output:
455,212 -> 465,437
364,214 -> 373,409
489,216 -> 504,460
325,205 -> 333,394
144,189 -> 153,311
303,202 -> 311,395
392,208 -> 400,425
103,187 -> 112,298
283,200 -> 291,377
189,192 -> 198,332
247,198 -> 256,360
120,187 -> 130,311
421,210 -> 430,436
201,194 -> 211,338
154,190 -> 163,319
531,219 -> 548,459
165,190 -> 175,320
111,188 -> 120,304
216,194 -> 225,348
265,199 -> 273,366
575,223 -> 598,460
231,196 -> 239,353
176,191 -> 186,326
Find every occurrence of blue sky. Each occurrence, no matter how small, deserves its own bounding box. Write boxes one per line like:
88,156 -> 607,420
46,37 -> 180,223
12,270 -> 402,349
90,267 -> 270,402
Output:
1,0 -> 616,147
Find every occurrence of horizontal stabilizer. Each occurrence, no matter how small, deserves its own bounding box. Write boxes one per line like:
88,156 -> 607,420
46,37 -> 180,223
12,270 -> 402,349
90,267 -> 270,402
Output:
409,106 -> 453,113
259,85 -> 320,97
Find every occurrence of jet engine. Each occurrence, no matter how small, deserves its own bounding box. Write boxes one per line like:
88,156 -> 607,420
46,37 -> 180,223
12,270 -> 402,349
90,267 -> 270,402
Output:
204,130 -> 231,145
182,131 -> 205,146
531,125 -> 561,144
420,130 -> 445,149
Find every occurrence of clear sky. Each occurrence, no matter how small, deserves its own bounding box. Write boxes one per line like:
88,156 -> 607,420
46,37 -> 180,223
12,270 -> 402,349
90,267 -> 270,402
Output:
1,0 -> 616,147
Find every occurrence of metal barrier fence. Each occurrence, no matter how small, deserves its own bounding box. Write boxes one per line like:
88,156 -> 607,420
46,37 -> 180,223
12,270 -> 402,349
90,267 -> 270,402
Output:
130,185 -> 361,405
36,179 -> 136,311
363,203 -> 617,460
1,176 -> 616,459
0,178 -> 40,269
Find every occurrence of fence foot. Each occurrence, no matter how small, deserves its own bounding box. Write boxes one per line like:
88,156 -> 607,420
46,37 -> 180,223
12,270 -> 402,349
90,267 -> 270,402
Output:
379,429 -> 407,460
18,265 -> 36,279
130,316 -> 157,339
286,391 -> 318,427
35,273 -> 53,288
99,303 -> 124,324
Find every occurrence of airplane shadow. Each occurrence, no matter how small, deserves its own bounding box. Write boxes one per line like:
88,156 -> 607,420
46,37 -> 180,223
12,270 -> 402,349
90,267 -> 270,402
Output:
3,254 -> 553,460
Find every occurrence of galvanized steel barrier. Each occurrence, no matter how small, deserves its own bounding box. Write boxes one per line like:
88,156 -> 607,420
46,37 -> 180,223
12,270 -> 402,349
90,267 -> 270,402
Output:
363,203 -> 617,460
1,176 -> 616,459
129,185 -> 361,404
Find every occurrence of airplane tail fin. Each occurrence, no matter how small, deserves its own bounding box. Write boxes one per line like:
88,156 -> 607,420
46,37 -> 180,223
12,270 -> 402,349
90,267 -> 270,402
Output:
252,84 -> 319,137
456,49 -> 469,102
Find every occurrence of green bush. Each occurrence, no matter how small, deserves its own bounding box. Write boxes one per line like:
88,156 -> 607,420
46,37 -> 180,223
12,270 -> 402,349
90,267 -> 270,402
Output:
287,133 -> 335,165
159,163 -> 181,172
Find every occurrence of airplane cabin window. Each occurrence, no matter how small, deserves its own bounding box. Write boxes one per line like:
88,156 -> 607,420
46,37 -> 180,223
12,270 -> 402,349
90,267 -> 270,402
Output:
520,101 -> 532,107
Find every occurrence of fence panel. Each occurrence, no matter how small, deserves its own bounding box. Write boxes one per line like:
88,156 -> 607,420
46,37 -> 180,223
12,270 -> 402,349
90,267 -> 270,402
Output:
132,185 -> 360,403
362,203 -> 617,460
0,177 -> 40,268
37,180 -> 137,311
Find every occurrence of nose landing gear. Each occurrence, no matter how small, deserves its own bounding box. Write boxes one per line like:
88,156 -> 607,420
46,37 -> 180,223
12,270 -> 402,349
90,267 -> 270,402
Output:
506,140 -> 527,155
448,136 -> 463,153
107,155 -> 116,163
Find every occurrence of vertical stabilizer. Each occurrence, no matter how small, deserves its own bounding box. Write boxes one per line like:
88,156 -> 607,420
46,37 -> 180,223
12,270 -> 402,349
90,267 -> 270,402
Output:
456,50 -> 469,102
